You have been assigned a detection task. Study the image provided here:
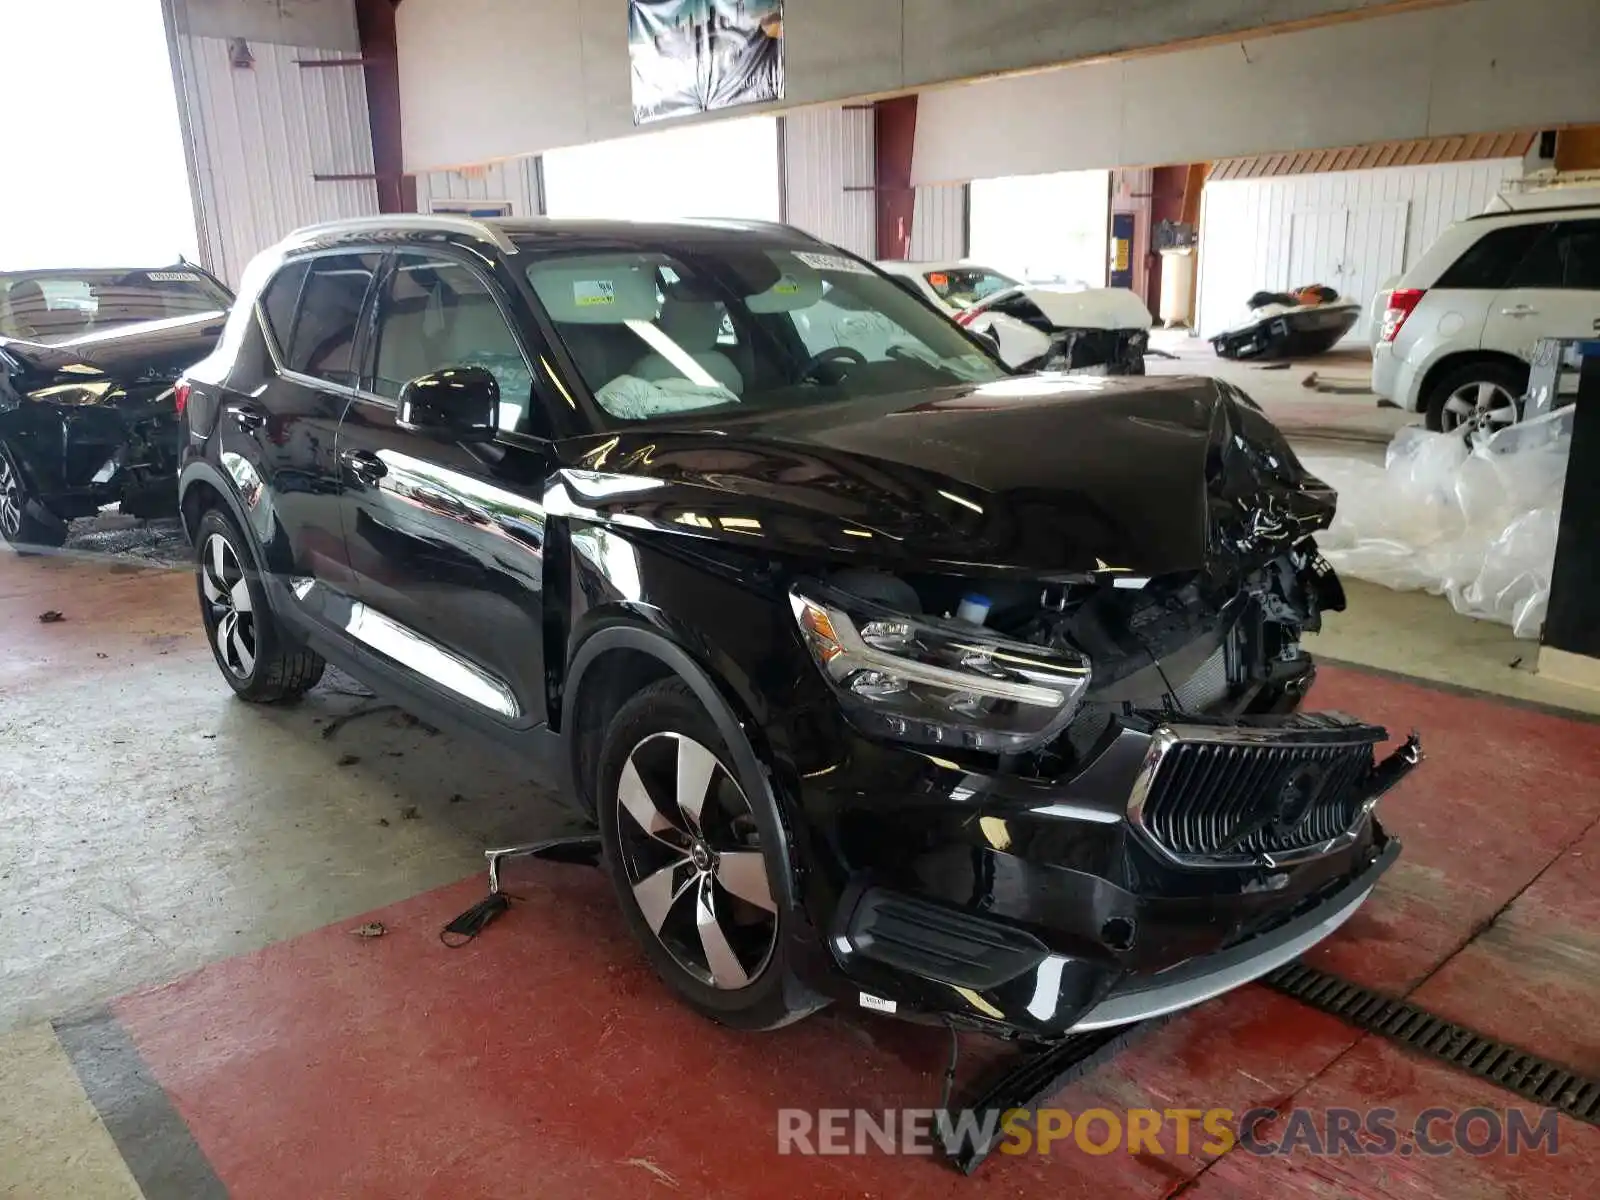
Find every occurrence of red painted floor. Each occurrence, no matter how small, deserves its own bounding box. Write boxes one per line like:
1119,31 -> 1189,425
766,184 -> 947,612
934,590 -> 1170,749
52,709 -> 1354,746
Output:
101,665 -> 1600,1197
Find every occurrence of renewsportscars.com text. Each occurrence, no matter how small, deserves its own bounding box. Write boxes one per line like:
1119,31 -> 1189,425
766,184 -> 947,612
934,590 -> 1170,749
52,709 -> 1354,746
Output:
776,1105 -> 1561,1158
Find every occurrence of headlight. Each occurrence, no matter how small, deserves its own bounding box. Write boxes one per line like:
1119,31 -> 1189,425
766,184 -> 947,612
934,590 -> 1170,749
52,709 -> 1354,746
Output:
789,584 -> 1091,752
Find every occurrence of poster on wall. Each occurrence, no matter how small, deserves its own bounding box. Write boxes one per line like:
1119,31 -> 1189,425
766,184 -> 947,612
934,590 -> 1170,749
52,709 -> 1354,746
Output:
629,1 -> 784,125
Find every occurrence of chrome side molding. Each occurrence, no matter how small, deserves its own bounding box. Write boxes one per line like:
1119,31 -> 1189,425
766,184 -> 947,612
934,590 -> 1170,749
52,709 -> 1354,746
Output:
291,580 -> 519,719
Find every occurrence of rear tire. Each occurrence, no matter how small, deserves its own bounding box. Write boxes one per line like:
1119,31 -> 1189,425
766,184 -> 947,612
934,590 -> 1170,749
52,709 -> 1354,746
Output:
595,678 -> 825,1032
0,443 -> 68,551
195,507 -> 325,703
1423,359 -> 1526,435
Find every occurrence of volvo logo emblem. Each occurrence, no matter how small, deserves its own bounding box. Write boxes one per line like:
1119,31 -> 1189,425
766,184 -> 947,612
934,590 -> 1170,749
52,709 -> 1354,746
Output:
1274,764 -> 1324,830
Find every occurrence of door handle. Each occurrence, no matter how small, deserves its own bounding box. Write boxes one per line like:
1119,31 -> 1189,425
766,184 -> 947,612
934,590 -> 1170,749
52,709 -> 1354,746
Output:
1499,305 -> 1538,317
341,449 -> 387,485
227,404 -> 266,431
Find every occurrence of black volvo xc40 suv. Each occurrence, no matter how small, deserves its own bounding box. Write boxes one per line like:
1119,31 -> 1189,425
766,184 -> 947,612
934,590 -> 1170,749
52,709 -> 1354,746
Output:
179,216 -> 1420,1040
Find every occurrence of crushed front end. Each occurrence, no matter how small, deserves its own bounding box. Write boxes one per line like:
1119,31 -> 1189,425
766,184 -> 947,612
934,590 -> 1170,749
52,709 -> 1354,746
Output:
775,390 -> 1422,1041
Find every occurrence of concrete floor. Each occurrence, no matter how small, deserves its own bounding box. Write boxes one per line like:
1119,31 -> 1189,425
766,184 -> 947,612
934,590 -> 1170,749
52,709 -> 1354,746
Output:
0,541 -> 578,1036
3,501 -> 1597,1196
1147,328 -> 1416,447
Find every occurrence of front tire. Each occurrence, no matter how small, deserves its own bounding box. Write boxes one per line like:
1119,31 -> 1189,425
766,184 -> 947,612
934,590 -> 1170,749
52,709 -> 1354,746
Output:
596,678 -> 824,1031
195,507 -> 325,702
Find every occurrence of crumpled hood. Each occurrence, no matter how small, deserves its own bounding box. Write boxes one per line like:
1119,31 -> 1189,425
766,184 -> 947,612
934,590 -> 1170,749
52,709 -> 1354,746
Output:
555,374 -> 1336,579
2,310 -> 226,389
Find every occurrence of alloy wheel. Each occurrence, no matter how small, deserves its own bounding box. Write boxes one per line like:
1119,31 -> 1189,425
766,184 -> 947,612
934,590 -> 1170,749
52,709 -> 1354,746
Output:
200,533 -> 257,679
614,732 -> 778,990
0,454 -> 21,541
1441,380 -> 1518,437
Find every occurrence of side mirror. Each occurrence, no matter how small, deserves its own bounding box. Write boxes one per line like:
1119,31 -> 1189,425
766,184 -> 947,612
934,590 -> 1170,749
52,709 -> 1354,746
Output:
397,366 -> 498,442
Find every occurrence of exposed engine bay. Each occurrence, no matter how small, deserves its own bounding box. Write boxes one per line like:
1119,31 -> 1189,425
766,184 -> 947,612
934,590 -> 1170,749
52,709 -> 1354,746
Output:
821,542 -> 1344,772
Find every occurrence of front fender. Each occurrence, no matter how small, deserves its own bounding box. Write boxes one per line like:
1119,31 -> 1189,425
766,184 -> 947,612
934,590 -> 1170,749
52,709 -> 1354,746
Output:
0,405 -> 68,497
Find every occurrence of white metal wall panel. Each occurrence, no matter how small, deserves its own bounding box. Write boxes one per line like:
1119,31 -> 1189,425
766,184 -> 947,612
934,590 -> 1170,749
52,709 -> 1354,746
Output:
174,36 -> 379,285
416,159 -> 543,216
1195,158 -> 1524,339
781,107 -> 874,258
912,0 -> 1600,186
908,186 -> 968,262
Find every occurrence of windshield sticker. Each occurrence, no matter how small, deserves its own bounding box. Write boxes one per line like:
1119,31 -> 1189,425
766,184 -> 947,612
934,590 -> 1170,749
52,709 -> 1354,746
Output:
574,280 -> 616,308
772,275 -> 802,295
794,252 -> 871,276
145,271 -> 203,283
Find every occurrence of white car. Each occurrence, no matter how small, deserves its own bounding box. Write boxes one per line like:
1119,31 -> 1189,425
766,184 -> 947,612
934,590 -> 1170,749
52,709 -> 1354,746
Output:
1371,205 -> 1600,433
876,260 -> 1020,314
955,284 -> 1154,372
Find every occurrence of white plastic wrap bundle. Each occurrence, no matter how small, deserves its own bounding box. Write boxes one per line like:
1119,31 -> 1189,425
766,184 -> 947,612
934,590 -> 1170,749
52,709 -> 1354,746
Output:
1303,408 -> 1573,639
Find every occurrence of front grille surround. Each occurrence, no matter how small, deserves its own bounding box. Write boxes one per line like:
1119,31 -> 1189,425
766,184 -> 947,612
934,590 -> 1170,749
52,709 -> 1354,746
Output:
1128,719 -> 1385,869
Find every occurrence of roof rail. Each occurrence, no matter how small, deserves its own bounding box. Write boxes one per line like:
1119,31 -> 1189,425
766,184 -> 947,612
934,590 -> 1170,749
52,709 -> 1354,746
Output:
282,214 -> 518,254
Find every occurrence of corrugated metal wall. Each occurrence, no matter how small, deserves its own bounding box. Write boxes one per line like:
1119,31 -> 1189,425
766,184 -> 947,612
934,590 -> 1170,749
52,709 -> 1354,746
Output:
415,159 -> 543,216
171,36 -> 379,284
1195,158 -> 1525,339
909,185 -> 968,261
781,106 -> 874,258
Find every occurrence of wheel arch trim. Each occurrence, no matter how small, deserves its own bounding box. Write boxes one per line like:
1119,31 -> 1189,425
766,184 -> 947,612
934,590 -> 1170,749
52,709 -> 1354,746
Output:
1418,348 -> 1529,412
178,459 -> 284,580
565,620 -> 799,913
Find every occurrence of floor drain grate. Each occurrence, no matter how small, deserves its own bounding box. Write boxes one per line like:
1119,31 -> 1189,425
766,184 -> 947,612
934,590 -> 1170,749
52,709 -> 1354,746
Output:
1263,962 -> 1600,1127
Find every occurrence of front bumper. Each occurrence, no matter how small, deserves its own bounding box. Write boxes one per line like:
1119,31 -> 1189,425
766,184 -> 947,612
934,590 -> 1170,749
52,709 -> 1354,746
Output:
798,715 -> 1419,1041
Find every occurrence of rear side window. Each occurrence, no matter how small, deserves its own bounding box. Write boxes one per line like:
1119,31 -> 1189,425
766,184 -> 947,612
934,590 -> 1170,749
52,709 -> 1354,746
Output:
258,260 -> 308,355
1554,220 -> 1600,289
1435,224 -> 1547,289
283,253 -> 381,385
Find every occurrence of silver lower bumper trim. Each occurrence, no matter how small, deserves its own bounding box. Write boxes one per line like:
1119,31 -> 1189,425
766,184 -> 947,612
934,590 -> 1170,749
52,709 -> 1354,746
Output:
1067,884 -> 1373,1032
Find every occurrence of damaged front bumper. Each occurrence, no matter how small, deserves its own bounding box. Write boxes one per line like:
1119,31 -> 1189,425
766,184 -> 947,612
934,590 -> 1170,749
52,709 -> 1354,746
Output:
809,716 -> 1421,1041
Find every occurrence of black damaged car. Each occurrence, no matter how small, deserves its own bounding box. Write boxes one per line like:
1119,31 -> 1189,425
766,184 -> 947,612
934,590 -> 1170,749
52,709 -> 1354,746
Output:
0,264 -> 231,547
178,216 -> 1421,1040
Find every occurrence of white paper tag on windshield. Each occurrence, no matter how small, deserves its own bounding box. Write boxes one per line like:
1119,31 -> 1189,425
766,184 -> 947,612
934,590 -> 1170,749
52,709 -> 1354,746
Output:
795,251 -> 872,275
858,991 -> 897,1014
573,279 -> 616,308
146,271 -> 202,282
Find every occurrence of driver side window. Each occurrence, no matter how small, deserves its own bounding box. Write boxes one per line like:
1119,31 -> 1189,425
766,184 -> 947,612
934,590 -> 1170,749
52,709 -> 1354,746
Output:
370,253 -> 537,434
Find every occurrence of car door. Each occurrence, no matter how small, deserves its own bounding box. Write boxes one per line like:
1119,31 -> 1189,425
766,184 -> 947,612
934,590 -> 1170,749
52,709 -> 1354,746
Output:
217,250 -> 381,595
1482,219 -> 1600,359
335,248 -> 553,728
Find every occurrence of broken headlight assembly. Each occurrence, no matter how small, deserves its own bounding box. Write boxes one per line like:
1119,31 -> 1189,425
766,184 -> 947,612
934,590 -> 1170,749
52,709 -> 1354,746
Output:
789,584 -> 1091,752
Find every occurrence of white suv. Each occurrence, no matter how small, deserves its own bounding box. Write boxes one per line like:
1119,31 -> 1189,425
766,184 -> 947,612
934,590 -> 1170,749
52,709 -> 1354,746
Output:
1371,206 -> 1600,434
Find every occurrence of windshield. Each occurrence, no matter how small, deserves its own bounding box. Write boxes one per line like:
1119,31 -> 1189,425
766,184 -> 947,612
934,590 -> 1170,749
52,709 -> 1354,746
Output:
0,268 -> 231,345
923,267 -> 1018,310
521,239 -> 1007,423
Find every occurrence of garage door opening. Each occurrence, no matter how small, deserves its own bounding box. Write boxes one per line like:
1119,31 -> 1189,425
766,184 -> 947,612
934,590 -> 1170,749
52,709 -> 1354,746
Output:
968,170 -> 1110,287
0,0 -> 196,268
542,117 -> 780,222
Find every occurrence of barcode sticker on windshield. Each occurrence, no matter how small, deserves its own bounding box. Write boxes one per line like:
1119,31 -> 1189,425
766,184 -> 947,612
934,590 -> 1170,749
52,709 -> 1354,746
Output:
574,279 -> 616,308
795,251 -> 871,275
146,271 -> 202,282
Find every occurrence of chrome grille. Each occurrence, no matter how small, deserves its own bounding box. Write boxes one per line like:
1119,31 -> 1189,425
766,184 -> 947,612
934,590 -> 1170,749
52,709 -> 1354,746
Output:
1130,724 -> 1382,867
